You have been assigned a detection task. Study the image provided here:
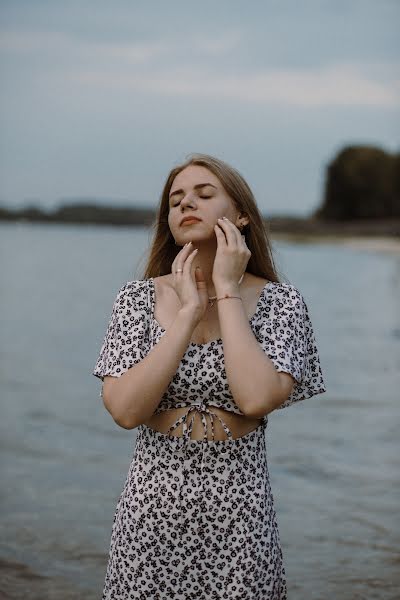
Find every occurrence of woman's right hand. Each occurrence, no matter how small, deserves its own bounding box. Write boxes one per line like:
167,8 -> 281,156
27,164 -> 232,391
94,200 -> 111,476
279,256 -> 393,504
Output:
171,242 -> 209,324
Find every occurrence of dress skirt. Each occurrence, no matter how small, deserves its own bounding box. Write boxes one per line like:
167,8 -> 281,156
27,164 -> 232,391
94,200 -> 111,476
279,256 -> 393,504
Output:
101,421 -> 287,599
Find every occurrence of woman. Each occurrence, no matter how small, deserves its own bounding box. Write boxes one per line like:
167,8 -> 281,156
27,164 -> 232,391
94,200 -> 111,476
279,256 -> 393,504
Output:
93,153 -> 326,599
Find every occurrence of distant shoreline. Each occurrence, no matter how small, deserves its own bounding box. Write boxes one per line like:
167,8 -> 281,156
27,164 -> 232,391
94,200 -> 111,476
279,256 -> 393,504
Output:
271,232 -> 400,254
1,204 -> 399,252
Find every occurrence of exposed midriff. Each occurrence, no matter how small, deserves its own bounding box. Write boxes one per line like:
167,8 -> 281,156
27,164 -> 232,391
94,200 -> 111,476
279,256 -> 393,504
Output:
143,406 -> 263,441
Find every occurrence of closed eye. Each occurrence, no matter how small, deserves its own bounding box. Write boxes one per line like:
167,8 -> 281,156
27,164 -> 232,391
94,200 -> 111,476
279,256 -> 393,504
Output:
172,195 -> 211,207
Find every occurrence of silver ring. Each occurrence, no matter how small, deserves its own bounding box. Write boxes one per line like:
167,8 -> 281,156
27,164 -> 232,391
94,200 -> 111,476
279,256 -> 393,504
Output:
176,269 -> 183,273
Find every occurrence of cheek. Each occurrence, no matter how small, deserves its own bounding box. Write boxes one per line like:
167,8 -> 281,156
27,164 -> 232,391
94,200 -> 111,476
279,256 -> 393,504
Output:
168,212 -> 181,232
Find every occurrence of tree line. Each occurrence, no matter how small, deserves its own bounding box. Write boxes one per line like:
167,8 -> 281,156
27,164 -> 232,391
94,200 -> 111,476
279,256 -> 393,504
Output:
1,144 -> 399,229
317,145 -> 400,220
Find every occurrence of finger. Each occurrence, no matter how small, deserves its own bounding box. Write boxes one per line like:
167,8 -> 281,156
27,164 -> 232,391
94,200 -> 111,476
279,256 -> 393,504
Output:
214,222 -> 228,246
172,242 -> 187,265
217,218 -> 237,247
214,223 -> 227,246
194,265 -> 206,284
172,242 -> 192,273
222,217 -> 243,245
183,248 -> 198,274
195,266 -> 208,293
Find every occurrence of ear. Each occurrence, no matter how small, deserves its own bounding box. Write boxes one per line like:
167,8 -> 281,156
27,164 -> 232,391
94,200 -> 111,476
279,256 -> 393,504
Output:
236,212 -> 250,228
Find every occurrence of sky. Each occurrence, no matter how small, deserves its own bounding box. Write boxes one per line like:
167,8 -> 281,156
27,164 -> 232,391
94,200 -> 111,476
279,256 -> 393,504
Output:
0,0 -> 399,217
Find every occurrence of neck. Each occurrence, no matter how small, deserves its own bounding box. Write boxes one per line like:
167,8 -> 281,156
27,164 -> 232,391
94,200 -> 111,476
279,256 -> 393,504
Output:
191,243 -> 218,296
191,241 -> 246,297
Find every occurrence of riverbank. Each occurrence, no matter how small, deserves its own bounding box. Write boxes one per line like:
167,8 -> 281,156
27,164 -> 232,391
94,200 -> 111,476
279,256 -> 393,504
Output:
0,557 -> 98,600
1,204 -> 400,241
271,232 -> 400,254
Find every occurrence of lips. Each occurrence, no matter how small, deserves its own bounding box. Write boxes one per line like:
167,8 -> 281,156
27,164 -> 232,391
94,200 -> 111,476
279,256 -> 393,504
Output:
180,217 -> 202,225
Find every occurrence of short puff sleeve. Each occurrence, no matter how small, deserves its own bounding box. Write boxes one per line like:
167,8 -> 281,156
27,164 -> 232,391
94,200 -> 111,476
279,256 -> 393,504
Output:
92,280 -> 150,382
256,283 -> 326,409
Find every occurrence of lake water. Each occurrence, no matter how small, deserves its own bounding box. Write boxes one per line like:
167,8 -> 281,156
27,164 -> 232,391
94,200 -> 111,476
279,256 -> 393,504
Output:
1,222 -> 399,599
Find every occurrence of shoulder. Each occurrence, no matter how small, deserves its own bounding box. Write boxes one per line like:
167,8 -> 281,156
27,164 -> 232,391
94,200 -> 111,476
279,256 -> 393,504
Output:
267,281 -> 304,305
118,278 -> 151,293
258,281 -> 306,323
245,274 -> 302,300
112,279 -> 152,309
152,274 -> 179,302
153,274 -> 175,292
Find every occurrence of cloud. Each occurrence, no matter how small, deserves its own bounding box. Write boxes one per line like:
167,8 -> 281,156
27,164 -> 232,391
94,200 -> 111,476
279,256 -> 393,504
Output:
71,63 -> 400,108
0,30 -> 168,64
1,30 -> 398,108
0,29 -> 243,63
191,31 -> 243,55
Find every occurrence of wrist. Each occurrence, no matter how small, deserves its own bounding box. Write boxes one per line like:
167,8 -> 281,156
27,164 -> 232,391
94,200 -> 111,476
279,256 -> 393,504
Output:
214,284 -> 241,298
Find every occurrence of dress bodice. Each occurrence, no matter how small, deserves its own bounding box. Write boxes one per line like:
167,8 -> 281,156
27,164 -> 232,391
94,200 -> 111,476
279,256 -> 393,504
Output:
92,277 -> 327,425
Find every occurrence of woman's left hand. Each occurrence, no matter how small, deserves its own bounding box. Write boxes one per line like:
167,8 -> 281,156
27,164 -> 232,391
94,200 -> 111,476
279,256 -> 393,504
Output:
212,217 -> 251,289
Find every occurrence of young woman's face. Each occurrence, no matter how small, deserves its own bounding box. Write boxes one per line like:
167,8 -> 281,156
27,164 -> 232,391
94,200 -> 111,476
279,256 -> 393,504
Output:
168,165 -> 238,245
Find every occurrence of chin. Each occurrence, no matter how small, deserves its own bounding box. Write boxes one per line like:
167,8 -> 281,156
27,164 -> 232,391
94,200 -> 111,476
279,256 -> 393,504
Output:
187,234 -> 213,244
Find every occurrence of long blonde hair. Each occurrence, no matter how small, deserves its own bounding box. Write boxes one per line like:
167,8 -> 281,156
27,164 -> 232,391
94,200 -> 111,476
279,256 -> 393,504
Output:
139,153 -> 281,282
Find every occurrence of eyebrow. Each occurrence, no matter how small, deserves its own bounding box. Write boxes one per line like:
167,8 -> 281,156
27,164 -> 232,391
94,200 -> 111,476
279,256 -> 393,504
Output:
169,182 -> 217,200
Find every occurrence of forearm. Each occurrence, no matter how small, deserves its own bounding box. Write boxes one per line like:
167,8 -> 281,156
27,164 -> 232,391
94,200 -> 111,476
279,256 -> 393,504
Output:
104,309 -> 197,429
216,284 -> 282,417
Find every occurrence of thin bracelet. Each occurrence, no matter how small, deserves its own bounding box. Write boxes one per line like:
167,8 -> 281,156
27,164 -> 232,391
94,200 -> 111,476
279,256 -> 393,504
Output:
216,295 -> 242,302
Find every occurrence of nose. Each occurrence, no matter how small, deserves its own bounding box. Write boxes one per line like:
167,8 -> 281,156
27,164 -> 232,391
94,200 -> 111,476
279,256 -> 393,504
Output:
180,192 -> 196,209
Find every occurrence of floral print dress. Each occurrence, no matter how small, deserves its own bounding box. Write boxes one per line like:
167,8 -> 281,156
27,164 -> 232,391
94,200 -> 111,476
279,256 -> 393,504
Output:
93,278 -> 326,599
